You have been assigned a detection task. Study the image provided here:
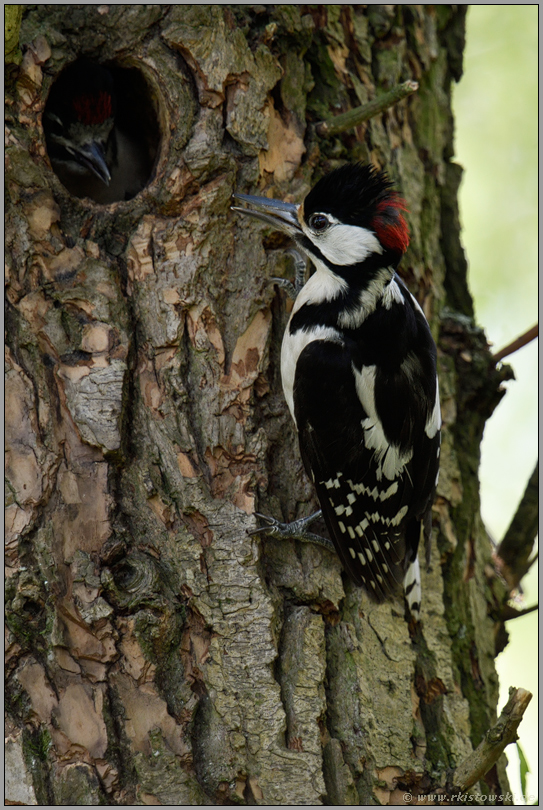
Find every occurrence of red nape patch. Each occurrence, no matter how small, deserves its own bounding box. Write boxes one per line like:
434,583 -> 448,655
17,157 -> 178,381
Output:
371,195 -> 410,254
72,90 -> 113,126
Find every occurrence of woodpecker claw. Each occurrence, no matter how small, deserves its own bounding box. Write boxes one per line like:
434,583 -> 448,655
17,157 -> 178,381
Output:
271,249 -> 308,300
247,512 -> 283,536
247,513 -> 278,535
271,278 -> 298,300
248,510 -> 335,552
286,248 -> 308,293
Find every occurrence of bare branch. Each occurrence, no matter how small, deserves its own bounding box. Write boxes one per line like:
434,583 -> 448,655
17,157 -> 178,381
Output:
500,603 -> 538,621
452,687 -> 533,792
497,462 -> 538,589
493,323 -> 538,362
315,80 -> 419,137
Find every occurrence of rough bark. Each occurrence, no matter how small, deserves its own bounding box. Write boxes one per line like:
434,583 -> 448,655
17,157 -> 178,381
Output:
5,5 -> 524,806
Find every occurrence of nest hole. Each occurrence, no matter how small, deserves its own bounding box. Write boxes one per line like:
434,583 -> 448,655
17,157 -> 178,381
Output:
44,58 -> 162,204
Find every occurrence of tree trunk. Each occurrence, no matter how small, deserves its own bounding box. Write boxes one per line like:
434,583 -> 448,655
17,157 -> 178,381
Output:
5,5 -> 522,806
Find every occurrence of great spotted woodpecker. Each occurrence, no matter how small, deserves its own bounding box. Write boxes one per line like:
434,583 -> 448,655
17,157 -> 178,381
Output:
44,60 -> 149,203
232,164 -> 441,619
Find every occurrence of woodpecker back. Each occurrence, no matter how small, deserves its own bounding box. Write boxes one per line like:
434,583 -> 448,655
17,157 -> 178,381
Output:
234,164 -> 441,619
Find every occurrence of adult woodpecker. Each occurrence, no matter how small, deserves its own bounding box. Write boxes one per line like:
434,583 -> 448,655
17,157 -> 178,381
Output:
232,164 -> 441,619
44,60 -> 149,203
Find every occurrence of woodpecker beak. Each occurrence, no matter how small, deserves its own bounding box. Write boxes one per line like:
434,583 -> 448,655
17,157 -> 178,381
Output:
231,193 -> 301,235
71,141 -> 111,185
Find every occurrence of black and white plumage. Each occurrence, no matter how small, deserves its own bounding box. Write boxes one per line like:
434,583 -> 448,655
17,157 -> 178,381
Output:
232,163 -> 441,619
44,60 -> 150,203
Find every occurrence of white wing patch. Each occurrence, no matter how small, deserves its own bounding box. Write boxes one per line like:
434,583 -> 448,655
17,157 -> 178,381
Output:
321,473 -> 407,531
425,378 -> 441,439
323,476 -> 342,490
353,365 -> 412,481
347,478 -> 399,501
368,505 -> 408,527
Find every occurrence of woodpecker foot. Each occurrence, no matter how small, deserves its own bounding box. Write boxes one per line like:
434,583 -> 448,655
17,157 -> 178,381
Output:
271,248 -> 308,300
271,277 -> 298,300
248,510 -> 335,552
288,248 -> 308,293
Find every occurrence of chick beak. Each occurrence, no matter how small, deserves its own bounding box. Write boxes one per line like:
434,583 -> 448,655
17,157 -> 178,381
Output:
73,141 -> 111,185
231,193 -> 301,235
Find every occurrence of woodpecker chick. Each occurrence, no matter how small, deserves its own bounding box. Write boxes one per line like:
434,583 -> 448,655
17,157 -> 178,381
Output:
45,61 -> 115,187
44,60 -> 149,203
232,164 -> 441,620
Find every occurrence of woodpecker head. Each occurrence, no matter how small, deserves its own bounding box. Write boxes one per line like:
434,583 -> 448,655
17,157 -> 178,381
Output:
232,163 -> 409,272
45,60 -> 116,186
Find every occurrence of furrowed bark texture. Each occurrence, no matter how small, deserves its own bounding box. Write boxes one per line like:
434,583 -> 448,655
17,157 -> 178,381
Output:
5,5 -> 518,806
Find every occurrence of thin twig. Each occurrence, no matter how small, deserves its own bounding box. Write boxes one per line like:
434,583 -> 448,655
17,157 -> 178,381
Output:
315,80 -> 419,137
493,323 -> 538,362
452,687 -> 532,792
500,603 -> 538,621
497,462 -> 538,589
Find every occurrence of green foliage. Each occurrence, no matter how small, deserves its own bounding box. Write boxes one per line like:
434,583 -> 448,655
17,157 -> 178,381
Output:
516,742 -> 529,801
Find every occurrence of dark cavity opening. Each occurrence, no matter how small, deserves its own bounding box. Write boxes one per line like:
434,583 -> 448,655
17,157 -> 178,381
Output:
44,58 -> 161,204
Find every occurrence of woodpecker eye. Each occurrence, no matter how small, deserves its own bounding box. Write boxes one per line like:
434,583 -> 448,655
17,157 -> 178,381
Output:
308,213 -> 330,233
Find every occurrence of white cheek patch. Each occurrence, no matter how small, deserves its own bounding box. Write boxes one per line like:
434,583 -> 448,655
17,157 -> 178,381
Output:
302,218 -> 383,266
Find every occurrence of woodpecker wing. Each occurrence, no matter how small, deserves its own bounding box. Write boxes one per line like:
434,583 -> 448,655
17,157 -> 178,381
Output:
292,299 -> 440,604
294,341 -> 408,599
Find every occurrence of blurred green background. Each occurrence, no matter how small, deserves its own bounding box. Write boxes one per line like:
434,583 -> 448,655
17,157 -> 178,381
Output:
454,5 -> 538,802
